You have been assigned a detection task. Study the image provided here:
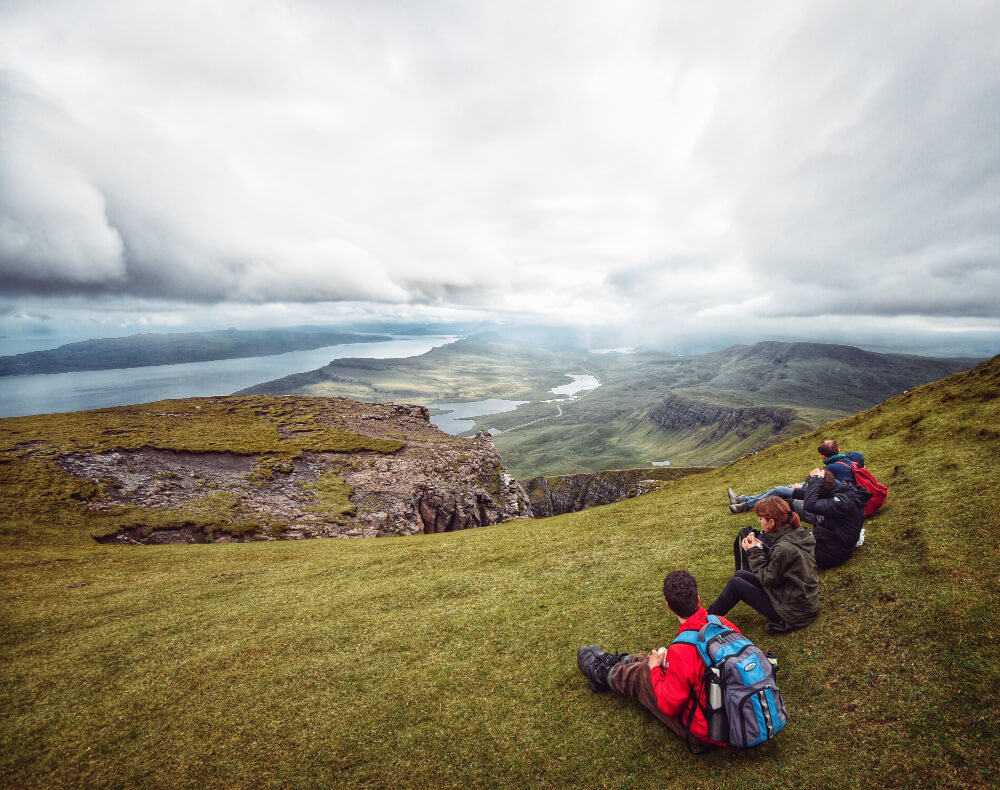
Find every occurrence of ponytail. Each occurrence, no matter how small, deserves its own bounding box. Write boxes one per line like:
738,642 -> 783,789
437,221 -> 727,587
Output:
753,496 -> 800,529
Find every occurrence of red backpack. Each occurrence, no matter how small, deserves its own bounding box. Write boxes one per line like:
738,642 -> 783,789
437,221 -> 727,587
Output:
835,461 -> 888,517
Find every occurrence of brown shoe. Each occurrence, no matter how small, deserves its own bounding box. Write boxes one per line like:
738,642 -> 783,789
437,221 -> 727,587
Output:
729,500 -> 749,514
726,487 -> 740,506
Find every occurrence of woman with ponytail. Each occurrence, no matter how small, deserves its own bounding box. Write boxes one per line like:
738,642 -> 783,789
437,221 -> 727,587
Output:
708,496 -> 820,634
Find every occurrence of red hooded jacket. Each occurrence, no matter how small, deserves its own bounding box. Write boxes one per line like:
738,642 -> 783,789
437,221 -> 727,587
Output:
650,606 -> 741,745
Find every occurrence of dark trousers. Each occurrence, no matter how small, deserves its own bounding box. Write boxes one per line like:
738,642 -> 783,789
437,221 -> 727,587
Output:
708,570 -> 785,625
792,499 -> 822,526
608,655 -> 686,739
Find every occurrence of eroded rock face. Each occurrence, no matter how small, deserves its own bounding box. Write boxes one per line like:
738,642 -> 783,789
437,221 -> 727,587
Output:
523,467 -> 704,517
648,395 -> 795,445
60,400 -> 531,542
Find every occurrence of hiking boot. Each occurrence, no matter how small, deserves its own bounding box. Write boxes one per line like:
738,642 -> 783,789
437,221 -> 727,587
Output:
577,646 -> 630,692
729,500 -> 749,514
726,487 -> 740,506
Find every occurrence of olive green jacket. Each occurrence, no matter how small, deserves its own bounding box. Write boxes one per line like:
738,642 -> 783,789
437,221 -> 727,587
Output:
747,524 -> 820,628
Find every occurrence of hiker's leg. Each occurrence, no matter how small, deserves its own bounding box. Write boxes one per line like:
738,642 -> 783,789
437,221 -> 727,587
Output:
814,542 -> 845,570
793,499 -> 822,525
707,570 -> 783,623
741,485 -> 796,507
608,655 -> 686,739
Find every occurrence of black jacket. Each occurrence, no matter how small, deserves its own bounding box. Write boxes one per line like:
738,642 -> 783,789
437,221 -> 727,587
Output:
802,477 -> 872,569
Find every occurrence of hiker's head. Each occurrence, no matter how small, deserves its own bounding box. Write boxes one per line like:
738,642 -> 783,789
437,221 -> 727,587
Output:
662,570 -> 700,618
818,469 -> 836,496
817,439 -> 839,459
753,496 -> 801,531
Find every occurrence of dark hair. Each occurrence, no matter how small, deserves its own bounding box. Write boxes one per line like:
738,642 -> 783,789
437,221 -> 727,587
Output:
662,570 -> 699,618
818,469 -> 836,497
817,439 -> 839,458
753,495 -> 802,529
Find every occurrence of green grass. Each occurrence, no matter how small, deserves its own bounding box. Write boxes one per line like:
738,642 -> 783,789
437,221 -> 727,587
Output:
0,395 -> 405,457
304,473 -> 357,523
2,358 -> 999,788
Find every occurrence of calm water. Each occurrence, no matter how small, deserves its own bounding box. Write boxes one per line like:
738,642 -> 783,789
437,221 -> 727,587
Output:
428,399 -> 528,435
548,373 -> 599,398
0,336 -> 456,418
429,372 -> 603,435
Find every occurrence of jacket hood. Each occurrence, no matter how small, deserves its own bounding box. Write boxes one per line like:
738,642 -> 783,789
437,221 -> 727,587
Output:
772,522 -> 817,549
831,480 -> 873,507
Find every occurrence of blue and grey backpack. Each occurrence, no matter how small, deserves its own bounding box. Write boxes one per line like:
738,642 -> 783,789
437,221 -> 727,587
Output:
672,615 -> 787,750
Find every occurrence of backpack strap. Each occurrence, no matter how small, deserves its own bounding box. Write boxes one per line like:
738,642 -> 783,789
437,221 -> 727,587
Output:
671,627 -> 709,664
679,685 -> 718,755
830,459 -> 857,471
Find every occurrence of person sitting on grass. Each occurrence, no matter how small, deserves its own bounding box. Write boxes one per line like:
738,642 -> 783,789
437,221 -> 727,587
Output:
725,439 -> 865,514
576,570 -> 740,748
709,496 -> 819,635
798,468 -> 870,568
733,470 -> 871,571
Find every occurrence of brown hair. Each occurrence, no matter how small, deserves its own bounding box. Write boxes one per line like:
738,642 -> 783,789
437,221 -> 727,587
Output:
818,469 -> 836,497
662,570 -> 700,618
753,495 -> 802,529
817,439 -> 839,458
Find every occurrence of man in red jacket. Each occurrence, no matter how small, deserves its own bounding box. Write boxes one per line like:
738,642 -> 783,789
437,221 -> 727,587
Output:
577,569 -> 740,746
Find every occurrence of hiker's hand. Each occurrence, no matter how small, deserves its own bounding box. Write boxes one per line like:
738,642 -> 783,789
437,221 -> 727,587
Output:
648,650 -> 667,670
742,534 -> 761,551
810,468 -> 824,477
792,483 -> 803,490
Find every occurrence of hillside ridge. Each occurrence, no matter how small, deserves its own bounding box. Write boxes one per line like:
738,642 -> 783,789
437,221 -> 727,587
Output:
0,326 -> 392,376
240,339 -> 980,477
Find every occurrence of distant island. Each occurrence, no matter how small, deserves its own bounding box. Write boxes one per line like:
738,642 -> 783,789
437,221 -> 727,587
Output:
0,327 -> 393,376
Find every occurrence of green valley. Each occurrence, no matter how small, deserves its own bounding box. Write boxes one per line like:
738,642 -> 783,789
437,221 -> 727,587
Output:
241,339 -> 977,477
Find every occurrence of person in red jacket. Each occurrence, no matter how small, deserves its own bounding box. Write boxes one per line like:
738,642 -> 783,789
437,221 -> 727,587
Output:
577,569 -> 740,746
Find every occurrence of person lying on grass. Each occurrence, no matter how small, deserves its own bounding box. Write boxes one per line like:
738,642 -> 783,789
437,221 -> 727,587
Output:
576,570 -> 739,748
708,496 -> 819,635
725,438 -> 865,514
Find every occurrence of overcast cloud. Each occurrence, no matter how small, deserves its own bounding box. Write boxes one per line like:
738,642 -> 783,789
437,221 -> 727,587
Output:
1,0 -> 998,355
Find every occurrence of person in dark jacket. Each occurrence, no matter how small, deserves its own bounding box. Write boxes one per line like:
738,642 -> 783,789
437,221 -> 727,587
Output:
816,439 -> 865,483
797,468 -> 871,569
709,496 -> 819,634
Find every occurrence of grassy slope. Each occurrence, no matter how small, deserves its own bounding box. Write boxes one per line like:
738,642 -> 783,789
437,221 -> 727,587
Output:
2,359 -> 999,788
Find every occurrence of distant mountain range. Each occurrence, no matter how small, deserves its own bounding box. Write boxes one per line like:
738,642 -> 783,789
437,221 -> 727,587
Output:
0,326 -> 391,376
240,339 -> 981,477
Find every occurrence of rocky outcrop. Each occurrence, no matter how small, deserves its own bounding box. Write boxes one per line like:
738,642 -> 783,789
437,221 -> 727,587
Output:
60,398 -> 531,543
649,394 -> 795,446
523,467 -> 705,517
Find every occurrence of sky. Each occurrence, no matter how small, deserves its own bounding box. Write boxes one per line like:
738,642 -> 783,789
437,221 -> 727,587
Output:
1,0 -> 998,357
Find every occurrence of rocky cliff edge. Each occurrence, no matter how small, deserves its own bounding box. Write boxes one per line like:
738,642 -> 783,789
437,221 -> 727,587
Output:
34,396 -> 532,542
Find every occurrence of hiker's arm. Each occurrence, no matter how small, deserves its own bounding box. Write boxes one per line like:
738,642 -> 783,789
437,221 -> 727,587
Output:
802,477 -> 847,517
748,541 -> 791,588
650,647 -> 693,717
